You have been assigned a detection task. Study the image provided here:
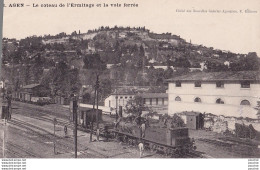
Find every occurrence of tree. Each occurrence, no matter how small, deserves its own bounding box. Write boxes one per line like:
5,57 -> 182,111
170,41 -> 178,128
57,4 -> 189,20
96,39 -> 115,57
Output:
71,31 -> 77,36
164,66 -> 174,79
83,53 -> 106,71
40,61 -> 81,97
245,52 -> 259,70
99,79 -> 112,101
82,93 -> 91,104
124,96 -> 145,117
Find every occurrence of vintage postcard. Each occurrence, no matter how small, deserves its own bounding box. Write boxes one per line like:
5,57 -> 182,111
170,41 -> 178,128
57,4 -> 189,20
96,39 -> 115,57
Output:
0,0 -> 260,169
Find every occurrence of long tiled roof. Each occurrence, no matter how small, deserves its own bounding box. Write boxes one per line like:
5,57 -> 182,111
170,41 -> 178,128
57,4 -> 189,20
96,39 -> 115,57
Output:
22,84 -> 41,89
139,93 -> 168,98
167,71 -> 260,82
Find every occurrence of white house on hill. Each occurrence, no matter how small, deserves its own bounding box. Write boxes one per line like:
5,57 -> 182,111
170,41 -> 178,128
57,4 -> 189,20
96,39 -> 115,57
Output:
167,71 -> 260,119
0,81 -> 4,89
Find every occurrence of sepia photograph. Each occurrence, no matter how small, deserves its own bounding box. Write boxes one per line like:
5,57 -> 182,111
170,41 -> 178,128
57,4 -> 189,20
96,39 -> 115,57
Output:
0,0 -> 260,165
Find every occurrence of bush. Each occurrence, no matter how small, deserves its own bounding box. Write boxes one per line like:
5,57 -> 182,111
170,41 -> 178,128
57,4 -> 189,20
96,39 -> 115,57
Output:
235,123 -> 257,139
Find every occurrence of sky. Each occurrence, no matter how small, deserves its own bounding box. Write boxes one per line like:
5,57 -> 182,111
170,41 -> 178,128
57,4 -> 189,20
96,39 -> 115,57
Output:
2,0 -> 260,55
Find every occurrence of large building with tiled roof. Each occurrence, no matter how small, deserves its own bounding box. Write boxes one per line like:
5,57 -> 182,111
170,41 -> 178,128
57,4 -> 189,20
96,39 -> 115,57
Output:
166,71 -> 260,119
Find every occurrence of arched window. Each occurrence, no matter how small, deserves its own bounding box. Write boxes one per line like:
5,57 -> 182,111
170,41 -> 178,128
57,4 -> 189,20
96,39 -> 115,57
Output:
175,96 -> 181,101
216,98 -> 224,104
240,100 -> 250,106
194,97 -> 201,103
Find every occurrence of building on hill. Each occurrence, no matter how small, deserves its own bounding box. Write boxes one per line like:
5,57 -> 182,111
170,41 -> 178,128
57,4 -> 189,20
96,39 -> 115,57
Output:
166,71 -> 260,119
0,81 -> 4,89
42,37 -> 69,45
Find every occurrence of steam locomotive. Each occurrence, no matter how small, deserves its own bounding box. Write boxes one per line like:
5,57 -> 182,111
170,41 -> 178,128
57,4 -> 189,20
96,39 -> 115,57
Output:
73,106 -> 197,157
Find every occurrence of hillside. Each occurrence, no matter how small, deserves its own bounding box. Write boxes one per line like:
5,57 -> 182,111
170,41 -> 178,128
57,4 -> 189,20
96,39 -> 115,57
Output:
1,26 -> 259,103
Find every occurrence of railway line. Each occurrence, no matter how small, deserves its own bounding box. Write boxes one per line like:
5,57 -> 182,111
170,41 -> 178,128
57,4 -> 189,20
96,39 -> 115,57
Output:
0,140 -> 40,158
12,102 -> 69,120
12,103 -> 70,125
5,102 -> 205,158
8,118 -> 108,158
7,117 -> 203,158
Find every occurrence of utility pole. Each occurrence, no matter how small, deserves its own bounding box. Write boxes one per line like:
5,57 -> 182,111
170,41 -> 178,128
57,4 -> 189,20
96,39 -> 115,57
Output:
90,85 -> 96,142
115,87 -> 118,121
72,96 -> 78,158
2,123 -> 5,158
96,75 -> 100,141
53,118 -> 57,155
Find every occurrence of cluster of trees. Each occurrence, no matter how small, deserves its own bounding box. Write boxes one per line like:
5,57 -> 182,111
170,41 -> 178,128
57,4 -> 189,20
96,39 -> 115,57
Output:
124,96 -> 147,117
166,57 -> 191,68
83,53 -> 106,70
205,52 -> 259,72
41,61 -> 81,97
87,26 -> 147,34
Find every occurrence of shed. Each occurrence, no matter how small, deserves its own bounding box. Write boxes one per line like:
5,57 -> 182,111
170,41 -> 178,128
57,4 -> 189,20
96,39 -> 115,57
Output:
77,107 -> 102,127
19,84 -> 50,102
186,112 -> 204,130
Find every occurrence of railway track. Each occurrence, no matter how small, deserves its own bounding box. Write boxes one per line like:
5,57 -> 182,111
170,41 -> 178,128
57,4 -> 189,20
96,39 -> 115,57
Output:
9,102 -> 203,158
12,105 -> 70,126
8,118 -> 108,158
12,102 -> 69,120
198,138 -> 234,147
0,140 -> 40,158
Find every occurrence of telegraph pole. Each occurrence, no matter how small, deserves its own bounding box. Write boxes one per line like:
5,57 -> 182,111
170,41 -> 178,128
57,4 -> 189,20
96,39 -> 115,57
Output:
115,87 -> 118,121
53,118 -> 57,155
2,123 -> 5,158
90,86 -> 96,142
96,75 -> 100,141
72,96 -> 78,158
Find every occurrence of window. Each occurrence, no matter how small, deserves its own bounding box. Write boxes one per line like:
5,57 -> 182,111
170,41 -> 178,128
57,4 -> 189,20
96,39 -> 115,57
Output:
194,81 -> 201,87
150,98 -> 152,105
162,98 -> 165,105
175,96 -> 181,101
129,96 -> 132,99
175,81 -> 181,87
143,98 -> 146,104
115,96 -> 118,99
125,97 -> 127,99
216,81 -> 224,88
120,96 -> 123,99
216,98 -> 224,104
240,100 -> 250,106
109,100 -> 111,107
241,81 -> 250,88
156,98 -> 158,105
194,97 -> 202,103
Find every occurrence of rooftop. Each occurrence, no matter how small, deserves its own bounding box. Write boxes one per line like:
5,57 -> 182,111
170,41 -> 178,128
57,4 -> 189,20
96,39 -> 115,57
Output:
167,71 -> 260,82
139,93 -> 168,98
22,84 -> 41,89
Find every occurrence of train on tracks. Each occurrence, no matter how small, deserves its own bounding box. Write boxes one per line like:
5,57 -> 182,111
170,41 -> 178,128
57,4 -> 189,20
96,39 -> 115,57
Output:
72,106 -> 197,157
